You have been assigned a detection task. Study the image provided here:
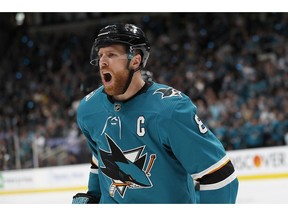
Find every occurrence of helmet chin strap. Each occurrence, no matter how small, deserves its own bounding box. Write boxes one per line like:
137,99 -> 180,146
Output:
122,65 -> 140,94
121,50 -> 141,94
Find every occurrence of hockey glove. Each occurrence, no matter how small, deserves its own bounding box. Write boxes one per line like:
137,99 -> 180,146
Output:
72,193 -> 100,204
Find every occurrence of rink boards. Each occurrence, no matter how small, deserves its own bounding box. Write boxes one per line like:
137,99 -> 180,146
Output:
0,146 -> 288,203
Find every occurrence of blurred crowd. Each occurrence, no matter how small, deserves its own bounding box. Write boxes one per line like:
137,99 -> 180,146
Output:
0,13 -> 287,170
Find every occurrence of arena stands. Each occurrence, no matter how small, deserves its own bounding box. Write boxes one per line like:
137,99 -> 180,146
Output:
0,13 -> 287,170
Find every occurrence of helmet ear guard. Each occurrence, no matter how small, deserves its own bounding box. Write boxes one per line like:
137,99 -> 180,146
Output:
130,44 -> 150,68
90,24 -> 150,68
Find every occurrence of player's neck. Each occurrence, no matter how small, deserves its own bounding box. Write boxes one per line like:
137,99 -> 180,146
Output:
113,73 -> 145,101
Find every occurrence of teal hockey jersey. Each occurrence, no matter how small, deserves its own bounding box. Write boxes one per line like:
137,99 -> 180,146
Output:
77,81 -> 239,203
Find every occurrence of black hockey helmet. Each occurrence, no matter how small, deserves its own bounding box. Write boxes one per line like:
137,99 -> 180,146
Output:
90,23 -> 151,68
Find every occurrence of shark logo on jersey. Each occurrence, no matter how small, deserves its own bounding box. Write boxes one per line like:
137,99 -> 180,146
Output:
99,134 -> 156,198
153,87 -> 182,99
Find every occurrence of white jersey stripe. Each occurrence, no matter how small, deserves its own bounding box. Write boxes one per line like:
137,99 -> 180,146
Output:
92,154 -> 99,166
90,168 -> 99,174
198,172 -> 237,191
91,155 -> 99,174
191,154 -> 230,180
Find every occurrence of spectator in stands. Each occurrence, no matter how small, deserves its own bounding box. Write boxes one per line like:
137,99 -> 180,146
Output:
0,13 -> 287,170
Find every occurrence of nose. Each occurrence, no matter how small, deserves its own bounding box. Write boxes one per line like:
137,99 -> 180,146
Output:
99,55 -> 108,69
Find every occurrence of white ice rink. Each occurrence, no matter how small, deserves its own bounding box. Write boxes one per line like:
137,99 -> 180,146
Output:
0,176 -> 288,204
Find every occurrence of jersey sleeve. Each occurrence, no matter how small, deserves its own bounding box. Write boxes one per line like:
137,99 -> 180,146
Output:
87,154 -> 102,199
77,106 -> 102,200
159,97 -> 239,203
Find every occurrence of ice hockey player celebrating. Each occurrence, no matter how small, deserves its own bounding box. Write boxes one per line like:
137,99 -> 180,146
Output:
72,23 -> 239,204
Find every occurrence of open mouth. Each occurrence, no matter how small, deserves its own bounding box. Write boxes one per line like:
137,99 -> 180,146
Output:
103,73 -> 112,83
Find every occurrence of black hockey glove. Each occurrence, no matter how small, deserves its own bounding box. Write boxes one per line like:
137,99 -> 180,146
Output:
72,193 -> 100,204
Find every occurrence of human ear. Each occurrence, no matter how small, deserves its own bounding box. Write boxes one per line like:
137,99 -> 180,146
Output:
130,54 -> 141,70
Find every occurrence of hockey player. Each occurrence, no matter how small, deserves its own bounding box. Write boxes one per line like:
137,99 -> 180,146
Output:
72,23 -> 239,204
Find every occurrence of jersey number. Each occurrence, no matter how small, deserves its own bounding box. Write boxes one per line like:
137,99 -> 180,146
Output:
194,115 -> 208,134
137,116 -> 145,136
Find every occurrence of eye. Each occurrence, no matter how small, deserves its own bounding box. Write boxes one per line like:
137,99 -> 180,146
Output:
98,53 -> 103,59
108,53 -> 117,58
